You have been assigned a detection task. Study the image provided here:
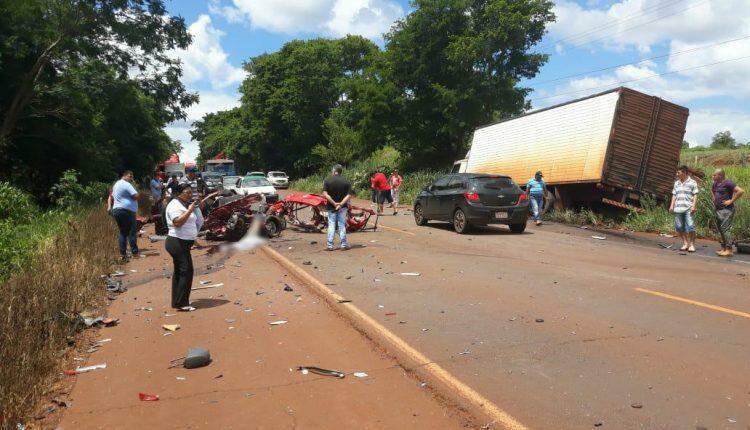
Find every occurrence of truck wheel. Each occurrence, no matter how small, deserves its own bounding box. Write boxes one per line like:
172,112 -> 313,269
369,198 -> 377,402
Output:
413,203 -> 428,226
453,208 -> 470,234
542,189 -> 555,214
509,222 -> 527,233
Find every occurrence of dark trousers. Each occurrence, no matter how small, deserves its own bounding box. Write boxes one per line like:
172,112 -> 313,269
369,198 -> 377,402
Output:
112,208 -> 138,256
165,235 -> 194,308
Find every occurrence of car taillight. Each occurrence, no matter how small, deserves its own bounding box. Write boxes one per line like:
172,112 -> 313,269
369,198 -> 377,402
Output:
516,194 -> 528,205
464,192 -> 480,202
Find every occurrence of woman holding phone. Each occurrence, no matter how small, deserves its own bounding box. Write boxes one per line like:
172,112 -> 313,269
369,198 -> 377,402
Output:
165,183 -> 204,311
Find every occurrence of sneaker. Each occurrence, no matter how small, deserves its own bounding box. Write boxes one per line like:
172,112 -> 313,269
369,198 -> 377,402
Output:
326,246 -> 335,251
688,245 -> 696,253
340,245 -> 349,251
535,220 -> 542,226
680,244 -> 689,251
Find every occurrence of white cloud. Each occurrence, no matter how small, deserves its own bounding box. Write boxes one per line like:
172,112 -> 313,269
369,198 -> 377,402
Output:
210,0 -> 403,39
683,109 -> 750,147
172,14 -> 245,90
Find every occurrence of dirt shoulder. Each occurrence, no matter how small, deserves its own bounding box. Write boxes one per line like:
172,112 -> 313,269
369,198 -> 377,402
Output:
55,230 -> 473,429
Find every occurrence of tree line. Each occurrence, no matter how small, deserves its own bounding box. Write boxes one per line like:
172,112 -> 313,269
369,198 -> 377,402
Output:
0,0 -> 196,202
192,0 -> 555,177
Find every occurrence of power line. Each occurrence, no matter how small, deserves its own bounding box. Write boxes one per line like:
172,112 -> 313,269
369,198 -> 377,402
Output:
529,54 -> 750,103
542,0 -> 688,48
566,0 -> 712,50
527,34 -> 750,87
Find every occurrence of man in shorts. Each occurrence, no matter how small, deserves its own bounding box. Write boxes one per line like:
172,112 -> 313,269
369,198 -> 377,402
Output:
372,167 -> 395,215
669,165 -> 699,253
712,168 -> 745,257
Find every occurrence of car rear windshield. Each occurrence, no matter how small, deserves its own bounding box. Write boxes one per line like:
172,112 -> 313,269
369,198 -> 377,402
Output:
242,178 -> 272,187
472,177 -> 515,189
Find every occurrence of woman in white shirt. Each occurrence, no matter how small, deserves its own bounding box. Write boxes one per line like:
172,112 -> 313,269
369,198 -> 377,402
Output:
165,183 -> 204,311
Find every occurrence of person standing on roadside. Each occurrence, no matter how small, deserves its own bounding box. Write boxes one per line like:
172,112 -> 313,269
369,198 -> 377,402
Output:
322,164 -> 353,251
165,183 -> 204,311
712,168 -> 744,257
526,171 -> 546,226
149,174 -> 164,202
372,167 -> 395,215
110,170 -> 140,261
389,169 -> 403,214
669,165 -> 699,253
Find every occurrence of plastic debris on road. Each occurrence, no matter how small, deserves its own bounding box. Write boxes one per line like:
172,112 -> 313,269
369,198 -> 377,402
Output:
400,272 -> 421,276
162,324 -> 180,332
269,320 -> 288,325
65,363 -> 107,375
192,282 -> 224,291
353,372 -> 368,378
138,392 -> 159,401
297,366 -> 345,378
169,347 -> 212,369
283,284 -> 294,292
591,235 -> 607,240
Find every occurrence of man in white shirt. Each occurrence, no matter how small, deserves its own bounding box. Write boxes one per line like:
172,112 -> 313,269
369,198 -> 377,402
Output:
669,165 -> 699,253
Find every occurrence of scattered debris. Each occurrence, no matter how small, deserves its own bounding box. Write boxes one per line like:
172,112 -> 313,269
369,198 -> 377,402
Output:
353,372 -> 368,378
176,376 -> 186,381
297,366 -> 345,378
170,348 -> 211,369
658,243 -> 673,249
105,277 -> 127,293
162,324 -> 180,332
659,233 -> 675,238
630,402 -> 643,409
193,282 -> 224,291
337,299 -> 352,304
65,363 -> 107,375
149,235 -> 167,242
111,271 -> 126,277
283,284 -> 294,292
138,393 -> 159,401
200,280 -> 212,285
385,312 -> 396,316
535,318 -> 545,323
255,291 -> 265,296
302,261 -> 312,265
269,320 -> 288,326
225,319 -> 236,323
591,235 -> 607,240
401,272 -> 421,276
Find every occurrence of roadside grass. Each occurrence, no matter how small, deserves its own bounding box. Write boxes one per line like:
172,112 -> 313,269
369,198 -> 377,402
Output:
0,208 -> 116,426
545,163 -> 749,242
290,147 -> 445,207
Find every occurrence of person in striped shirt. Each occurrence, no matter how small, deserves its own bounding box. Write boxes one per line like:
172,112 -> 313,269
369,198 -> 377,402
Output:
669,165 -> 699,252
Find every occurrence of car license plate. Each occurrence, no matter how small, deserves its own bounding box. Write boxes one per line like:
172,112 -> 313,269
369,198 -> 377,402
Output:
495,211 -> 508,219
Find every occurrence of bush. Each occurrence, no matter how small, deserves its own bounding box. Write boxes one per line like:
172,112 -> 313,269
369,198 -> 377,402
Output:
0,182 -> 38,223
49,169 -> 109,208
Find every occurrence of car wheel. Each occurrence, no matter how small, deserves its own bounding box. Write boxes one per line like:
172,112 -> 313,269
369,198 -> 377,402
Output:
453,208 -> 470,234
509,222 -> 526,233
263,216 -> 283,237
414,203 -> 428,226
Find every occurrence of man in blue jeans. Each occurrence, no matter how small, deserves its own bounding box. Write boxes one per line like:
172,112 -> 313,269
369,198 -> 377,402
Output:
526,171 -> 546,226
108,170 -> 141,260
322,164 -> 353,251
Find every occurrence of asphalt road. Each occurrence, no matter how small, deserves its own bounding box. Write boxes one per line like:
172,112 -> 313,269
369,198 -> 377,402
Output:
273,194 -> 750,429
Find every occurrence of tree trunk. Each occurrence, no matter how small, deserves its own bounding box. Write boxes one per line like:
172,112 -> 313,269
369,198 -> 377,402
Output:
0,36 -> 62,142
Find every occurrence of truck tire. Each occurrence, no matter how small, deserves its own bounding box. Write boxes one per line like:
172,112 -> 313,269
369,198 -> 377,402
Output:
542,189 -> 555,214
453,208 -> 471,234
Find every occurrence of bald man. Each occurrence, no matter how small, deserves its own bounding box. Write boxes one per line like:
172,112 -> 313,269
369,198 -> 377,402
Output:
712,168 -> 744,257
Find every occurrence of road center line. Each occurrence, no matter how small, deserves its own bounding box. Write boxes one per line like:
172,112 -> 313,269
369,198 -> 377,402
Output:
635,287 -> 750,319
378,224 -> 416,236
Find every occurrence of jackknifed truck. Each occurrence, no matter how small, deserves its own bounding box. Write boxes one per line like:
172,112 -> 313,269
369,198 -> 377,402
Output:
453,87 -> 690,211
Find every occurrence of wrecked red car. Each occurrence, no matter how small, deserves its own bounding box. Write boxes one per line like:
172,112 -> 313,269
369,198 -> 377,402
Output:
268,192 -> 377,233
202,193 -> 285,241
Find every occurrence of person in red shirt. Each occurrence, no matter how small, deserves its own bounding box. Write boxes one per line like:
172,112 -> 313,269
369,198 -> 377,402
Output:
389,170 -> 403,214
372,167 -> 395,215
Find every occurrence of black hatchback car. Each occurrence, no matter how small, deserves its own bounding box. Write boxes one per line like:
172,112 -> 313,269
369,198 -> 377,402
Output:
413,174 -> 529,234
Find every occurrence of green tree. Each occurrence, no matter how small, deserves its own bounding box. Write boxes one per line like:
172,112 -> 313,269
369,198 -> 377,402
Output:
0,0 -> 197,142
191,108 -> 258,171
384,0 -> 554,167
710,131 -> 737,150
681,140 -> 690,149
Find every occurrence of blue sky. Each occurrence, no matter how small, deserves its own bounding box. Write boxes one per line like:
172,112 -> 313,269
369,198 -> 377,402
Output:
164,0 -> 750,161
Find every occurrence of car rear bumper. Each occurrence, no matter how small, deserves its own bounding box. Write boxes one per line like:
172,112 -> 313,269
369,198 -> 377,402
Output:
464,203 -> 529,225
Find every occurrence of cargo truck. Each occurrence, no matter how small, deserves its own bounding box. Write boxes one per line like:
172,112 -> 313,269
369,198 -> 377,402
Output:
453,87 -> 689,211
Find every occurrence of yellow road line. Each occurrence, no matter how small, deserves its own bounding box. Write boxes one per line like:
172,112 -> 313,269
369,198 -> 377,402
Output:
261,246 -> 527,430
378,224 -> 416,236
635,287 -> 750,319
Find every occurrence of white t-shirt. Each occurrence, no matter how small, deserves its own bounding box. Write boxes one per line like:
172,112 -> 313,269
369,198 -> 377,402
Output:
166,199 -> 204,240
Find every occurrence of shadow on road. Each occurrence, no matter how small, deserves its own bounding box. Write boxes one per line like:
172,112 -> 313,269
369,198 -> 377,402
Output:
191,298 -> 229,309
422,222 -> 533,236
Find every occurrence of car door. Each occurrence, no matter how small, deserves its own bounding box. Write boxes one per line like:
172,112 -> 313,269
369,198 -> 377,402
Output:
442,175 -> 466,215
424,175 -> 451,219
